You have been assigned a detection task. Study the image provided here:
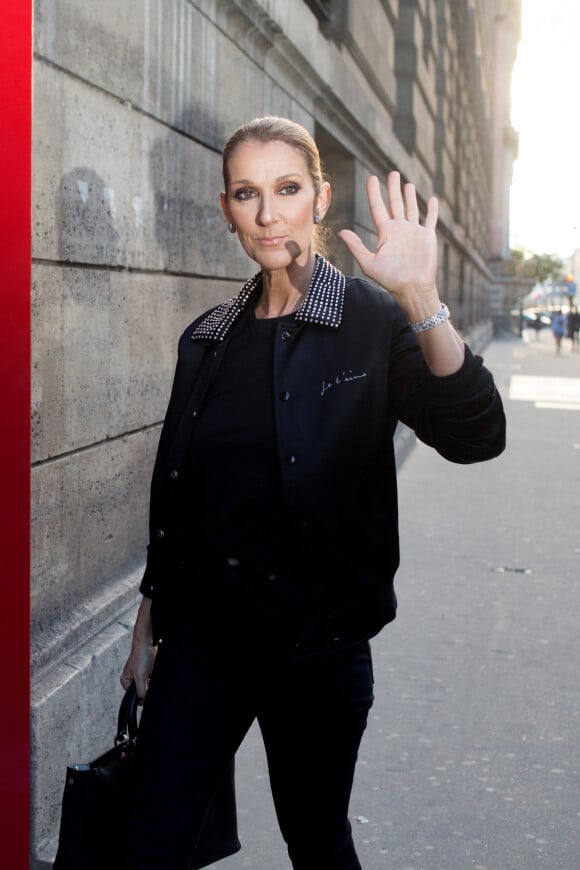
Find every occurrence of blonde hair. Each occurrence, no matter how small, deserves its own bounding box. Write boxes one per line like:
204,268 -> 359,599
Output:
222,116 -> 329,256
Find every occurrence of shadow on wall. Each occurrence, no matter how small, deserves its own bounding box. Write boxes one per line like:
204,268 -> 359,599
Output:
58,168 -> 123,264
148,123 -> 227,275
58,118 -> 242,278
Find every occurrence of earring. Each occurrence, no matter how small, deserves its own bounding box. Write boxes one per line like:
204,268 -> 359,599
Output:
314,214 -> 322,224
227,223 -> 236,233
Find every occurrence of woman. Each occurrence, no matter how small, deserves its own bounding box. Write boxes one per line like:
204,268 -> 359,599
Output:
551,309 -> 567,354
121,116 -> 505,869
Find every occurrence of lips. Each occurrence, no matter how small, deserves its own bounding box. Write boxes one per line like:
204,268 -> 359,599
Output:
255,236 -> 287,245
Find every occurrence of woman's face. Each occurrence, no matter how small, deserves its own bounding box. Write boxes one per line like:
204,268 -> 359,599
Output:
221,139 -> 330,273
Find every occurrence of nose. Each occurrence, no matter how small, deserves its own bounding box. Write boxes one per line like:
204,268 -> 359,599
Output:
256,192 -> 276,226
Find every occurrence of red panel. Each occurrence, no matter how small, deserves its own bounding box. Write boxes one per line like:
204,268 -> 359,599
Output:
0,3 -> 32,868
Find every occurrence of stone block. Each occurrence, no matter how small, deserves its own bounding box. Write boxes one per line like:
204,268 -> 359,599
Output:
346,1 -> 397,109
266,0 -> 321,72
106,272 -> 236,432
30,429 -> 156,657
32,266 -> 116,460
33,61 -> 138,266
36,0 -> 146,107
413,84 -> 436,173
142,115 -> 249,276
34,0 -> 274,152
32,265 -> 236,460
322,48 -> 393,155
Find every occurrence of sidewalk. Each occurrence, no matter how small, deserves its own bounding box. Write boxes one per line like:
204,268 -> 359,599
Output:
218,328 -> 580,870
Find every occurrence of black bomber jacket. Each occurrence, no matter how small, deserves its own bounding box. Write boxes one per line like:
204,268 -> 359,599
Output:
139,256 -> 506,655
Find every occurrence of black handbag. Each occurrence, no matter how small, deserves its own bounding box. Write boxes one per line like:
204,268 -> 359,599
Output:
53,682 -> 240,869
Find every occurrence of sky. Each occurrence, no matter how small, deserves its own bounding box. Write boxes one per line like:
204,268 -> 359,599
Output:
509,0 -> 580,258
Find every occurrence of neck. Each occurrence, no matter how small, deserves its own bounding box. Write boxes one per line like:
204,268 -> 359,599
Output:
255,254 -> 316,319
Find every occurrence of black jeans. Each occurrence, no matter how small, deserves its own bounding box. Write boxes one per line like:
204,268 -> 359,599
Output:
126,603 -> 374,870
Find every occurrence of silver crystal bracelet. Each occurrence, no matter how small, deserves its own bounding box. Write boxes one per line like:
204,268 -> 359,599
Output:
409,303 -> 450,334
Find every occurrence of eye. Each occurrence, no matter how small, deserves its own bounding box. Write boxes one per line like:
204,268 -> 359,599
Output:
279,183 -> 300,195
233,188 -> 255,201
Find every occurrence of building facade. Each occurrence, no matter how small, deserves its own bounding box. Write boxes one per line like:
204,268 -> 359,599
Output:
31,1 -> 520,864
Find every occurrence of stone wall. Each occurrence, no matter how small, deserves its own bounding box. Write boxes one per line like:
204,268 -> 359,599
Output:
30,1 -> 519,864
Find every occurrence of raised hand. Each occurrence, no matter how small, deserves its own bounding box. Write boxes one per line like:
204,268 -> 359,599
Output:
339,171 -> 439,310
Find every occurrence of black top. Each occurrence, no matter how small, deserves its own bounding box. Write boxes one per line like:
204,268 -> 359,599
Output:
184,310 -> 294,564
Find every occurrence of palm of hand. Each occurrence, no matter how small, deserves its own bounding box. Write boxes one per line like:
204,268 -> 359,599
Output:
364,219 -> 437,296
339,172 -> 439,304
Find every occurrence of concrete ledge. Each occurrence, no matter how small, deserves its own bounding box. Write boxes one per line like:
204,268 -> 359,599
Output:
31,576 -> 142,868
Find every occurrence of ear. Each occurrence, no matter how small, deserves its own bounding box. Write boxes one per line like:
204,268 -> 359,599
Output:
316,181 -> 331,220
220,191 -> 231,224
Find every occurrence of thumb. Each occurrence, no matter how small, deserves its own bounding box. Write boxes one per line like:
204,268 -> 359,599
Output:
338,229 -> 372,271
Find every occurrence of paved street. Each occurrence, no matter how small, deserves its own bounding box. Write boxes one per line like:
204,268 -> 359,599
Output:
217,326 -> 580,870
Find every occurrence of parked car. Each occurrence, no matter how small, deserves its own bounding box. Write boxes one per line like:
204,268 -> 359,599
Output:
522,310 -> 552,332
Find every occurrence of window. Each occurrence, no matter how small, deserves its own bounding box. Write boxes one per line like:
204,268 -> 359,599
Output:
303,0 -> 335,22
303,0 -> 348,43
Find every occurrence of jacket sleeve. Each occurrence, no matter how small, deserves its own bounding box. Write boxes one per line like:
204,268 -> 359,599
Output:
388,311 -> 506,464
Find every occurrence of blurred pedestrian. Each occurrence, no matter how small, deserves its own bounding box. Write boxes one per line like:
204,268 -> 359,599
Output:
551,309 -> 567,354
529,312 -> 544,339
120,116 -> 506,870
567,305 -> 580,352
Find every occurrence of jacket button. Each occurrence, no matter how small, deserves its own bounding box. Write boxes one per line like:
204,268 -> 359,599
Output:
170,470 -> 179,480
280,391 -> 291,401
281,330 -> 292,341
286,454 -> 297,465
157,529 -> 166,539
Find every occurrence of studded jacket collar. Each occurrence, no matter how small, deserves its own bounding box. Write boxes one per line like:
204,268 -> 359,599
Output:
190,254 -> 346,342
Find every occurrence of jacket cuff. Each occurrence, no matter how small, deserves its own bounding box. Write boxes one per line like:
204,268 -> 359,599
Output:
139,573 -> 155,598
139,546 -> 159,597
422,345 -> 491,402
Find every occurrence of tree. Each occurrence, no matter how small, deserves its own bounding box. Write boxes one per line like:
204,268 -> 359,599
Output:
509,248 -> 564,284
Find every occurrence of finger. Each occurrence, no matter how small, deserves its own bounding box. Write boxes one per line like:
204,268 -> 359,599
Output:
366,175 -> 390,234
386,171 -> 405,220
403,183 -> 419,223
424,195 -> 439,231
338,229 -> 373,270
120,671 -> 133,688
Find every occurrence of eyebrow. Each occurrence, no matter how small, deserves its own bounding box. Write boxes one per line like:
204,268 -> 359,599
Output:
229,172 -> 304,185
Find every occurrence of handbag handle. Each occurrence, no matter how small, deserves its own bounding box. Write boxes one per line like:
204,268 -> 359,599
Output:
115,681 -> 139,746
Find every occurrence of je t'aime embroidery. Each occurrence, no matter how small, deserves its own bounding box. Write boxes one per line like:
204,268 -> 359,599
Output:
321,370 -> 367,397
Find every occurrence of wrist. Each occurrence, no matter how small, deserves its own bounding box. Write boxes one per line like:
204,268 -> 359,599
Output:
409,303 -> 450,334
132,634 -> 154,651
401,289 -> 441,324
133,597 -> 153,644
